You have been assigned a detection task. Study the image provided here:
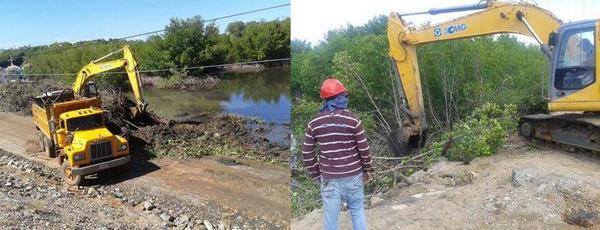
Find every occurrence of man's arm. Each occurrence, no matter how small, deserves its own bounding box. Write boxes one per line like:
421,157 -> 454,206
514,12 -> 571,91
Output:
354,119 -> 373,173
302,124 -> 320,181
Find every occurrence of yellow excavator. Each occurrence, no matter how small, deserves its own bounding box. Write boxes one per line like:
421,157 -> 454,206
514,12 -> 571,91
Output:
73,45 -> 147,116
387,0 -> 599,155
31,45 -> 147,185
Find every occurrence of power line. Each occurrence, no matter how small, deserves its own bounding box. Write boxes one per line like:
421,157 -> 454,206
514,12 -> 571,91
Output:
17,58 -> 290,77
137,58 -> 290,73
29,2 -> 290,56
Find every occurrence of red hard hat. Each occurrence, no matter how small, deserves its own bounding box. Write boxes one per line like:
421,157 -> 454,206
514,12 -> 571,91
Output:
320,78 -> 347,99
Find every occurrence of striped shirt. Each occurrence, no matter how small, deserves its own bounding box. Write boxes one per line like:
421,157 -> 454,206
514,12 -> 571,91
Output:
302,109 -> 373,180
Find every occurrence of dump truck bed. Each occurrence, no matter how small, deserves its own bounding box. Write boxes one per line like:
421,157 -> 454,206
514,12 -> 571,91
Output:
31,89 -> 102,139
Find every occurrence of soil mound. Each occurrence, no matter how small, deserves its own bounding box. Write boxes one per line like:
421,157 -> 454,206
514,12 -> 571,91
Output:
102,91 -> 288,163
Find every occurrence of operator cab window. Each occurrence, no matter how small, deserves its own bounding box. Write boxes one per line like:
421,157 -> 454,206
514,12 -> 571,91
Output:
84,82 -> 98,98
554,28 -> 595,90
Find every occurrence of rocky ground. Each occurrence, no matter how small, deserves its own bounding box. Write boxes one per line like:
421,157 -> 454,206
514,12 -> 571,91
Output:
293,137 -> 600,229
0,149 -> 164,229
0,148 -> 284,229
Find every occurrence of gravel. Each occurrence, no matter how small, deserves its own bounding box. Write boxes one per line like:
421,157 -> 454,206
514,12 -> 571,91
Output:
0,149 -> 280,229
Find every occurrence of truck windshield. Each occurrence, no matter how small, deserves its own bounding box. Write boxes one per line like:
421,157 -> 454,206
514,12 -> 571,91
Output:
66,114 -> 103,132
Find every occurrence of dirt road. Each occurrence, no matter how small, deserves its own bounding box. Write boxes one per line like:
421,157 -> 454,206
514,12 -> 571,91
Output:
0,112 -> 290,229
293,138 -> 600,229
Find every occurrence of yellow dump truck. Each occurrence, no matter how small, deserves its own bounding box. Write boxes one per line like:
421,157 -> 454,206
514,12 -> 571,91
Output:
32,89 -> 130,185
30,45 -> 146,185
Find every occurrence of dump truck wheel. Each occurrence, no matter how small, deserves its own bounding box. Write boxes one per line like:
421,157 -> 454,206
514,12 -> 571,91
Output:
44,137 -> 57,158
61,161 -> 82,186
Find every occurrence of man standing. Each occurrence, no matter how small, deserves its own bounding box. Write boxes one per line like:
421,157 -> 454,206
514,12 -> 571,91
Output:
302,78 -> 373,230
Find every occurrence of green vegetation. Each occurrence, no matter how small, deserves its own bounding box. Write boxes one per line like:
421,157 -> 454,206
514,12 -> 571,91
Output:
0,80 -> 63,114
291,16 -> 549,216
0,16 -> 290,86
426,103 -> 517,164
156,69 -> 189,89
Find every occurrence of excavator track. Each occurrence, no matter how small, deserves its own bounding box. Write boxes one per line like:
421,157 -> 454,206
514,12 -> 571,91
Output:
519,113 -> 600,152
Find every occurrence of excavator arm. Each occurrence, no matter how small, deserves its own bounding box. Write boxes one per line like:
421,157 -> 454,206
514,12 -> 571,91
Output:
72,45 -> 147,115
387,1 -> 562,155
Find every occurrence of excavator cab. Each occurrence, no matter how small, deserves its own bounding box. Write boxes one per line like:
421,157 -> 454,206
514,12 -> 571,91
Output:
82,82 -> 99,98
548,21 -> 598,110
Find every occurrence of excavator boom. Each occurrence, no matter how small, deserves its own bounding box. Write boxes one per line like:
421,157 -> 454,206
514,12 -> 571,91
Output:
72,45 -> 147,115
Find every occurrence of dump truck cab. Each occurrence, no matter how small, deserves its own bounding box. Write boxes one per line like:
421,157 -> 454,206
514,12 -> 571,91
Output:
57,108 -> 129,167
55,107 -> 130,185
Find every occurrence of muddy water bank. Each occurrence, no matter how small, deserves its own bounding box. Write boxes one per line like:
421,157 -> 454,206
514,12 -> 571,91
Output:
138,67 -> 290,124
137,68 -> 291,149
128,112 -> 290,164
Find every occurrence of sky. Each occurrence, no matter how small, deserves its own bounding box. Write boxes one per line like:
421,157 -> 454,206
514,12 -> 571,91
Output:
292,0 -> 600,44
0,0 -> 290,49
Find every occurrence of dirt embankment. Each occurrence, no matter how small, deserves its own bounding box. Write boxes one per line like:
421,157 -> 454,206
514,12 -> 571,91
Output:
293,138 -> 600,229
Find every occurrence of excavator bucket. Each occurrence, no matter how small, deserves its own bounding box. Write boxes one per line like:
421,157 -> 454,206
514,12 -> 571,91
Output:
129,103 -> 148,119
387,127 -> 427,157
388,129 -> 410,156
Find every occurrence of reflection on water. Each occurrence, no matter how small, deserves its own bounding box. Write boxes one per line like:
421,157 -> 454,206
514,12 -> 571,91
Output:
139,68 -> 290,123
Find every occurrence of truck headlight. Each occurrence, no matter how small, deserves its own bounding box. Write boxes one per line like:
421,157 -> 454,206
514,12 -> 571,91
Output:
119,144 -> 128,151
73,153 -> 85,161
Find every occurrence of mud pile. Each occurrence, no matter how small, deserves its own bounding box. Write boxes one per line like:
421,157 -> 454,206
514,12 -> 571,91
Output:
102,91 -> 288,163
100,89 -> 162,127
132,113 -> 288,162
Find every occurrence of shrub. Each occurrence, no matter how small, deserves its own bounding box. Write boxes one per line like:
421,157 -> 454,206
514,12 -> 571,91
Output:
157,69 -> 187,89
517,92 -> 548,115
291,170 -> 321,217
427,103 -> 517,163
291,99 -> 321,136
